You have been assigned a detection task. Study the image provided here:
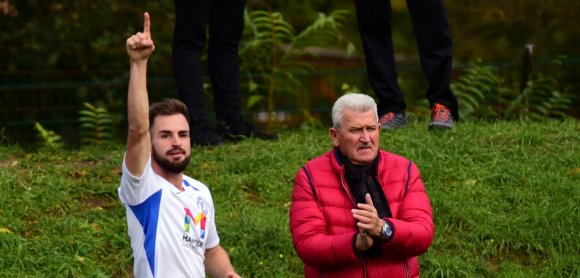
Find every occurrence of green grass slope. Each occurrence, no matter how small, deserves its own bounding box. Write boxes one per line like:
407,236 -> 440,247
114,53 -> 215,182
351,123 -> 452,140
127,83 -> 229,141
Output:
0,118 -> 578,277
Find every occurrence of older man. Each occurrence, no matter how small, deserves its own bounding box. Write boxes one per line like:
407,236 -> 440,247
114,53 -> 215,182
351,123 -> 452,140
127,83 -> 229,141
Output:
289,93 -> 434,277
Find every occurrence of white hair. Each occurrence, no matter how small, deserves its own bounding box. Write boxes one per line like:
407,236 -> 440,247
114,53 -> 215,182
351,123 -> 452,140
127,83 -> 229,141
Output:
331,93 -> 378,129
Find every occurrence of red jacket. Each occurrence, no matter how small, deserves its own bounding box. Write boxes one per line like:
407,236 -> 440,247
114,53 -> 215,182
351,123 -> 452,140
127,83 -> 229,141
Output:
289,149 -> 434,278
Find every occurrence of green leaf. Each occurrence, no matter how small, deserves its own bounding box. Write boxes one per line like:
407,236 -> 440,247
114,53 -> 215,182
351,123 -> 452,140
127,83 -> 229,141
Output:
247,95 -> 265,109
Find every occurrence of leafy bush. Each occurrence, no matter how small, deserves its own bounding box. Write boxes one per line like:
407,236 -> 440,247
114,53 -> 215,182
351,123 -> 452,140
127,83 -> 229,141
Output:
452,61 -> 572,121
240,9 -> 354,125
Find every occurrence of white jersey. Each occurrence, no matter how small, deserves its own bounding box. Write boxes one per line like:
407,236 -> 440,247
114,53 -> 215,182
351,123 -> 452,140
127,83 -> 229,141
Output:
118,155 -> 219,278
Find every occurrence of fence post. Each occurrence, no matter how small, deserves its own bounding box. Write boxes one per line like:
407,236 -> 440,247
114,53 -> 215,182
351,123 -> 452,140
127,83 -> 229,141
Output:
520,43 -> 534,120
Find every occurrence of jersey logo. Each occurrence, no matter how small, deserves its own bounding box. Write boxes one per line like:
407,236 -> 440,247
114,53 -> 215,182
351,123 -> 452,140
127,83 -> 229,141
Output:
184,207 -> 206,239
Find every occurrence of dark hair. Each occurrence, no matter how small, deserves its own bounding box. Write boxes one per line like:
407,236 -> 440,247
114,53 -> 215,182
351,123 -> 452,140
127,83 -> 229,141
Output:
149,98 -> 190,128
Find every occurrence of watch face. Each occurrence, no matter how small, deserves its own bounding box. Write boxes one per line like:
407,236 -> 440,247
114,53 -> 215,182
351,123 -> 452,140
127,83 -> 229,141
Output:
383,222 -> 392,237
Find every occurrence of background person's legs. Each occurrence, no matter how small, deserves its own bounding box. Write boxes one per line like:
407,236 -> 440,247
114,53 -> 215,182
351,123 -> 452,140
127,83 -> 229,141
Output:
407,0 -> 458,121
354,0 -> 406,117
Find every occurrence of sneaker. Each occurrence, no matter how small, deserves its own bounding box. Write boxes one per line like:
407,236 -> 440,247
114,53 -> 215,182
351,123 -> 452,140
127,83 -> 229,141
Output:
429,103 -> 454,130
216,120 -> 278,142
379,112 -> 408,131
190,124 -> 223,146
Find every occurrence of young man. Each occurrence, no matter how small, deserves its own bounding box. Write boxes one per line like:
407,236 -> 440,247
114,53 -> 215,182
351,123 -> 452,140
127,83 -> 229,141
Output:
290,93 -> 434,277
118,12 -> 240,278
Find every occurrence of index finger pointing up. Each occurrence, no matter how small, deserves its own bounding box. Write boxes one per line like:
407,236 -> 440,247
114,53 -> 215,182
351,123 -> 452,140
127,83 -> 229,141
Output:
143,12 -> 151,34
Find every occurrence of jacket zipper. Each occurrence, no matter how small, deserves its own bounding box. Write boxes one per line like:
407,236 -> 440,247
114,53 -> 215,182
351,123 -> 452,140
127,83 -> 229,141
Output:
339,167 -> 356,206
363,259 -> 367,278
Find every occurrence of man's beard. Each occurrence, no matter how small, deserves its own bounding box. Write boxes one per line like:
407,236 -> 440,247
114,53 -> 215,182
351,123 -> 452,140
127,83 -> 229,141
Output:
152,146 -> 191,174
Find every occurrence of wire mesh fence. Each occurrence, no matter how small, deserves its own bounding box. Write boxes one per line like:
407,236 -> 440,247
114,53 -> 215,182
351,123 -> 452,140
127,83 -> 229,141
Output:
1,58 -> 578,147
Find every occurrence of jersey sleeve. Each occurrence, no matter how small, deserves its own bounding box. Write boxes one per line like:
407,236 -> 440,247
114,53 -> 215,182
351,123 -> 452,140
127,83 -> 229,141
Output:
118,152 -> 161,206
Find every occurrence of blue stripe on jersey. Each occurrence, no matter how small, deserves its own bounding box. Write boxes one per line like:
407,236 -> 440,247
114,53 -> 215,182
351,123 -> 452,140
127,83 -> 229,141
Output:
129,190 -> 162,276
183,179 -> 199,191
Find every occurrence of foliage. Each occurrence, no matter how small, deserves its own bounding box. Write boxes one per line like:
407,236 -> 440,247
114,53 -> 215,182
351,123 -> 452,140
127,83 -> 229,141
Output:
505,74 -> 572,120
1,1 -> 578,146
447,0 -> 580,63
451,61 -> 572,121
33,121 -> 62,149
0,0 -> 175,72
452,62 -> 501,119
78,102 -> 114,146
2,0 -> 579,71
1,120 -> 579,277
340,83 -> 362,94
240,9 -> 354,122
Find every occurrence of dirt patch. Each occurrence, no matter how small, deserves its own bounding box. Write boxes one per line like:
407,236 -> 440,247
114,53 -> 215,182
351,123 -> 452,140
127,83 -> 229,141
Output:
0,159 -> 18,168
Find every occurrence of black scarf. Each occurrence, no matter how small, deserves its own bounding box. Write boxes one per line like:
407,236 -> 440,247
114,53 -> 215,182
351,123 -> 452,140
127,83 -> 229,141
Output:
336,148 -> 392,218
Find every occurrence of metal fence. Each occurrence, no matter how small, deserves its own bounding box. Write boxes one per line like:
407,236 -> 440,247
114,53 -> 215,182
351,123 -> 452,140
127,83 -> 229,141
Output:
1,58 -> 578,147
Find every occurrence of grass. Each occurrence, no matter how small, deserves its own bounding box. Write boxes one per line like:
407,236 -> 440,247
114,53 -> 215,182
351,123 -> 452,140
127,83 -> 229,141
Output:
0,118 -> 578,277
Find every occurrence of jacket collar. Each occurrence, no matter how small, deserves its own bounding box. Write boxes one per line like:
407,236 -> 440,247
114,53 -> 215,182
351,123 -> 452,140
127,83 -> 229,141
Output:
332,147 -> 381,168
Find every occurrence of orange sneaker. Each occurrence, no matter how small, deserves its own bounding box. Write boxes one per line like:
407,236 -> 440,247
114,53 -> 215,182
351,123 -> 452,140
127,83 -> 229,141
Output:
379,112 -> 407,131
429,103 -> 454,130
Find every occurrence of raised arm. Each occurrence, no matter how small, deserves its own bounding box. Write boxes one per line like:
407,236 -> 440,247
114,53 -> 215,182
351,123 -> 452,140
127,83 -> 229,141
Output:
125,12 -> 155,177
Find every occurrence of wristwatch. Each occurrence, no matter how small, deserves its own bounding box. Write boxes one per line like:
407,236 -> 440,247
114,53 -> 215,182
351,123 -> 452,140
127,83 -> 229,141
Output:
380,220 -> 393,239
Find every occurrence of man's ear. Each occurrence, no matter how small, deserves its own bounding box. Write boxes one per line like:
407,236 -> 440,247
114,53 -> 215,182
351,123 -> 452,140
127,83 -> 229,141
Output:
329,127 -> 339,147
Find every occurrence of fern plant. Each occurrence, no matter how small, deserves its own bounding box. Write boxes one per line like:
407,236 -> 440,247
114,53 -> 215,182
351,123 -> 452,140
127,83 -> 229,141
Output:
452,60 -> 572,121
240,9 -> 354,124
451,62 -> 502,119
505,74 -> 572,120
78,102 -> 113,146
34,122 -> 62,149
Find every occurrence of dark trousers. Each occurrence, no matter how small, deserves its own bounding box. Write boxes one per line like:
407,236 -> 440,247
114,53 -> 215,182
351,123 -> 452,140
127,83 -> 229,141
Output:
353,0 -> 458,119
173,0 -> 246,126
